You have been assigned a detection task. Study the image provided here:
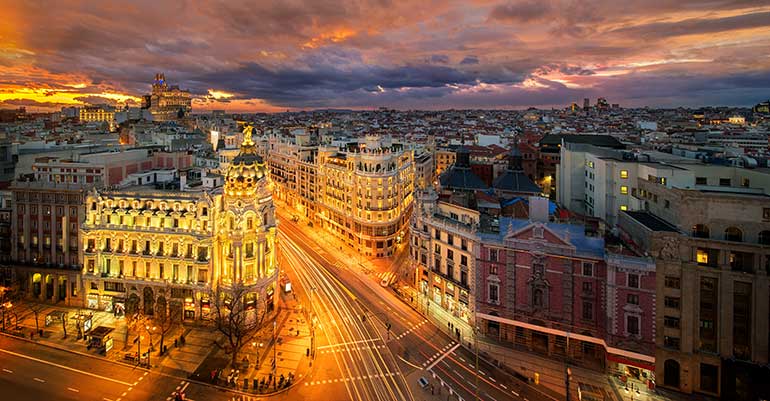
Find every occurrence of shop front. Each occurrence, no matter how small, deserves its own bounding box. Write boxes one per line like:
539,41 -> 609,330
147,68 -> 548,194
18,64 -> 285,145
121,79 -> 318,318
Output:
184,297 -> 195,320
87,293 -> 99,310
200,296 -> 211,320
608,354 -> 656,391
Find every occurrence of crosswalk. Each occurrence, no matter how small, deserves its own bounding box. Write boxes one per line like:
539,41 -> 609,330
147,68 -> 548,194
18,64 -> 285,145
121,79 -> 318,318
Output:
394,319 -> 428,340
378,271 -> 396,286
303,371 -> 401,387
421,341 -> 458,368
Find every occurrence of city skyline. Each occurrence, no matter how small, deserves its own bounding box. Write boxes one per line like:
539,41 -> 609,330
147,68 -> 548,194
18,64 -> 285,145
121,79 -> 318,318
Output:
2,0 -> 770,112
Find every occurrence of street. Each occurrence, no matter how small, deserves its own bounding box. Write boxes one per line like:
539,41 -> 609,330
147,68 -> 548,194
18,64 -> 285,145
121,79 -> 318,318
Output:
276,209 -> 553,401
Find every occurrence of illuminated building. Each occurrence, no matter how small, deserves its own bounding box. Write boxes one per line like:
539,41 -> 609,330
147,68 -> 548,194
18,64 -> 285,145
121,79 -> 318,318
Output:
316,135 -> 414,257
79,105 -> 115,124
434,148 -> 456,176
411,188 -> 478,343
142,73 -> 192,122
267,129 -> 318,219
81,126 -> 277,321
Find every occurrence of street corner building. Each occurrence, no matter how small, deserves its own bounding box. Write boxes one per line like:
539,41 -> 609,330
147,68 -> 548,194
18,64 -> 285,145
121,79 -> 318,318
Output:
80,126 -> 278,322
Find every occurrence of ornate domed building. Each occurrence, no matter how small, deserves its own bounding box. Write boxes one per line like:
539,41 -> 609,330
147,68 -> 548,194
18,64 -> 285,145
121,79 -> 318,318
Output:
80,125 -> 277,326
214,125 -> 278,314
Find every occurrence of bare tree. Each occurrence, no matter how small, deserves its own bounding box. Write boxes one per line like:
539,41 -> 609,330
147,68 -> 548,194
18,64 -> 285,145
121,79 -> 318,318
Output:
210,283 -> 270,367
29,303 -> 46,336
154,295 -> 176,356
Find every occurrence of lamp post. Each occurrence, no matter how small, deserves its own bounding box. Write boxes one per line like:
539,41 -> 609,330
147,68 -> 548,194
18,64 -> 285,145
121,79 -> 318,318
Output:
474,325 -> 480,401
272,320 -> 277,390
144,324 -> 156,367
309,286 -> 316,359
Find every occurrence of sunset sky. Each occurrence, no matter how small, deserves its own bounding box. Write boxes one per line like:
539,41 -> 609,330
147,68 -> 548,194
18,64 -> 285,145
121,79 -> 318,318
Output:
1,0 -> 770,112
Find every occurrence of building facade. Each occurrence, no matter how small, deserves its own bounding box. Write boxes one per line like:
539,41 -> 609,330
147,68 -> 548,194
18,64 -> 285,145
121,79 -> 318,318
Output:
621,177 -> 770,400
10,181 -> 88,306
142,73 -> 192,122
411,189 -> 478,344
80,127 -> 277,322
316,136 -> 414,257
79,106 -> 115,124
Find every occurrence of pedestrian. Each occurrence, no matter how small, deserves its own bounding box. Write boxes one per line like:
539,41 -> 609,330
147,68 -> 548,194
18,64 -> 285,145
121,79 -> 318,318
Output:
174,338 -> 178,348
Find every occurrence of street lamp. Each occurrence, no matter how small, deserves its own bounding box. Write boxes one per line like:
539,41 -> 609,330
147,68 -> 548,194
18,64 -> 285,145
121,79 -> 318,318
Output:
272,320 -> 277,390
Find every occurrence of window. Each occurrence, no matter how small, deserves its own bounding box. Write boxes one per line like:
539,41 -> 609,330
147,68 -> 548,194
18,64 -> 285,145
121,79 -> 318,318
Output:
700,364 -> 719,394
488,283 -> 499,304
664,336 -> 680,350
198,269 -> 208,283
582,281 -> 593,293
665,296 -> 680,309
582,262 -> 593,277
665,276 -> 680,289
489,249 -> 498,262
460,255 -> 468,267
764,208 -> 770,222
461,239 -> 467,251
434,244 -> 440,254
620,185 -> 628,194
724,226 -> 742,242
620,170 -> 628,179
627,315 -> 639,335
664,316 -> 681,329
447,234 -> 454,246
719,178 -> 731,187
627,294 -> 639,305
489,265 -> 498,275
627,273 -> 639,288
696,177 -> 707,185
697,248 -> 718,267
582,301 -> 593,320
620,205 -> 628,211
104,281 -> 125,292
447,249 -> 454,261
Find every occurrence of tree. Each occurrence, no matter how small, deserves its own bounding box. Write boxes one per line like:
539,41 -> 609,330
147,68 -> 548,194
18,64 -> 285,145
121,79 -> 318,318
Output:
29,303 -> 46,335
154,294 -> 176,356
210,283 -> 271,367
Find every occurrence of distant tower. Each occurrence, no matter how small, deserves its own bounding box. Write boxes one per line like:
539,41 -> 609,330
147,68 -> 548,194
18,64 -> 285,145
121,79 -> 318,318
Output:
152,73 -> 168,93
583,98 -> 590,110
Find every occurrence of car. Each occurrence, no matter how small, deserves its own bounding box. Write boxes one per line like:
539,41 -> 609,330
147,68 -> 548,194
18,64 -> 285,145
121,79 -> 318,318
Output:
380,278 -> 389,287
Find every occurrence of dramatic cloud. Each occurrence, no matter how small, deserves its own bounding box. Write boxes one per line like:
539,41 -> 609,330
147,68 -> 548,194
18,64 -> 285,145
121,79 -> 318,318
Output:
0,0 -> 769,111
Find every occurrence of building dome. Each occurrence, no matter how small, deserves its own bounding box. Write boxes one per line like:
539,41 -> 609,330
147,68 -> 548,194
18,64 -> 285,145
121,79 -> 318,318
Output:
225,125 -> 268,197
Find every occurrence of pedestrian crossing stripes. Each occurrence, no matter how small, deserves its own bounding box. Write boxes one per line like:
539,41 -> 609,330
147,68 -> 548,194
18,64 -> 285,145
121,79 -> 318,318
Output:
421,341 -> 457,368
394,319 -> 428,340
319,344 -> 387,354
229,395 -> 261,401
378,271 -> 396,286
303,372 -> 401,386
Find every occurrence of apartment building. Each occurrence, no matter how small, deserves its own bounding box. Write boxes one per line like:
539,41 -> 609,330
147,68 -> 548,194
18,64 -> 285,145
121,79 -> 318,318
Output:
316,135 -> 414,257
411,188 -> 478,343
267,130 -> 318,219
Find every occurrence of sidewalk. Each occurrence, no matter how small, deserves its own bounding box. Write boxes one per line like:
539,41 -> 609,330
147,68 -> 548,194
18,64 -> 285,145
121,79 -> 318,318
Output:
191,290 -> 313,394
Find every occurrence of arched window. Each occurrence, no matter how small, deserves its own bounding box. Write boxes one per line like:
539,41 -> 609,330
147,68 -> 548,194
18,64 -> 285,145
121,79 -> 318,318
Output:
724,226 -> 742,242
691,224 -> 709,238
759,231 -> 770,245
664,359 -> 680,388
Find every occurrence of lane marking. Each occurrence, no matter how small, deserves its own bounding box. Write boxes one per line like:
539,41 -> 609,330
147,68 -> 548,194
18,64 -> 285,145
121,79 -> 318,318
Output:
317,338 -> 380,349
67,387 -> 79,393
0,348 -> 134,386
33,377 -> 45,383
2,369 -> 12,373
103,398 -> 114,401
397,354 -> 423,370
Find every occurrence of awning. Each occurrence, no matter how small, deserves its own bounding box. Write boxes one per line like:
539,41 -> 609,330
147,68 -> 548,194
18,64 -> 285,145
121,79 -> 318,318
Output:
607,353 -> 655,372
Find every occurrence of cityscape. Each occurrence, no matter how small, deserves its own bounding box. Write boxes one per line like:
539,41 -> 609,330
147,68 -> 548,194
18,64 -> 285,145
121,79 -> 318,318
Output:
1,2 -> 770,401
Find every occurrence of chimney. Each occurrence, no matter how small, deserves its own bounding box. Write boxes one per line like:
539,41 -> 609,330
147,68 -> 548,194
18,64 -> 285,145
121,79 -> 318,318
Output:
529,196 -> 549,223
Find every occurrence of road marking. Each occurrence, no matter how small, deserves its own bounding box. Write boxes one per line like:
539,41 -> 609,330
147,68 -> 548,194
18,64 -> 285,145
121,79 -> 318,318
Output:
484,392 -> 498,401
500,384 -> 507,389
67,387 -> 79,393
512,390 -> 520,396
2,369 -> 12,373
397,354 -> 423,370
180,382 -> 190,393
122,392 -> 127,396
0,348 -> 134,386
317,338 -> 380,349
425,343 -> 461,371
466,380 -> 477,388
103,398 -> 113,401
33,377 -> 45,383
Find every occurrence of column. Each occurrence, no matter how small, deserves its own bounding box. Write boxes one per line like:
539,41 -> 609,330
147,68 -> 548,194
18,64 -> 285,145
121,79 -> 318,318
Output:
53,275 -> 59,303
